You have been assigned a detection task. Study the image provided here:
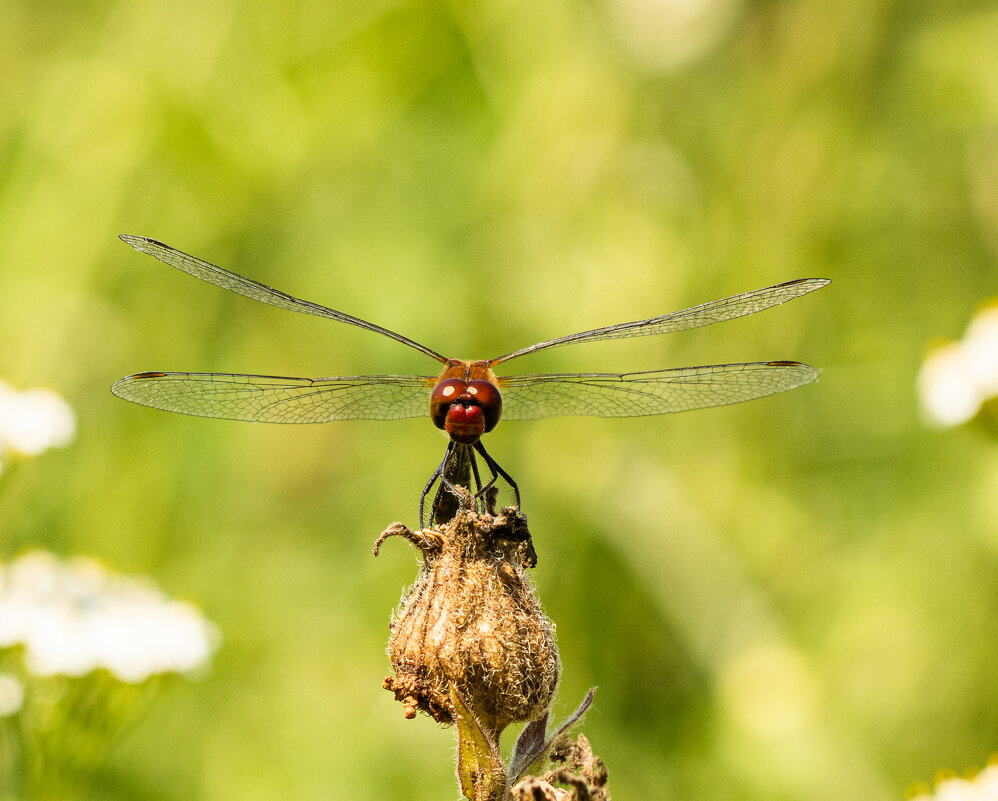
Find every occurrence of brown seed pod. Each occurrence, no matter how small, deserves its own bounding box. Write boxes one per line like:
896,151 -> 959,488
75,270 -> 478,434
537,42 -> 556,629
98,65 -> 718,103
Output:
376,497 -> 560,739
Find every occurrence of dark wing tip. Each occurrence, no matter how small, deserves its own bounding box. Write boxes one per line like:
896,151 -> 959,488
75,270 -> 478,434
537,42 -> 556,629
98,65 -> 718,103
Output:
111,371 -> 168,399
776,277 -> 831,289
119,234 -> 168,250
765,360 -> 821,384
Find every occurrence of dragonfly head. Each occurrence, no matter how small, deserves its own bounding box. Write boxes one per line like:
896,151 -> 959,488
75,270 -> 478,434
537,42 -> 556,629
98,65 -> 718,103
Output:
430,376 -> 502,444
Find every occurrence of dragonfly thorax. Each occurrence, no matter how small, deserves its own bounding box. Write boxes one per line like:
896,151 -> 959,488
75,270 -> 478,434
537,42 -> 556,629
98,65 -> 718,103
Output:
430,360 -> 502,444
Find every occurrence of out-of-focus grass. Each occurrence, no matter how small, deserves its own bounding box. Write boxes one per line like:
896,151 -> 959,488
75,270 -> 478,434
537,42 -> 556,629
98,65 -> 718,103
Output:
2,1 -> 997,799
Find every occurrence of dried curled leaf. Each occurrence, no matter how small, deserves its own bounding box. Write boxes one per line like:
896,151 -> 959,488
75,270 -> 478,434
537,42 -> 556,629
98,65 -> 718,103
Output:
510,688 -> 597,782
511,734 -> 611,801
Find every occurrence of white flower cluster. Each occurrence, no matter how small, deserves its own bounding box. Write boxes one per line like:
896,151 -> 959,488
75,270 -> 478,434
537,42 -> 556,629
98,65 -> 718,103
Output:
0,380 -> 75,474
918,303 -> 998,426
0,551 -> 219,683
911,765 -> 998,801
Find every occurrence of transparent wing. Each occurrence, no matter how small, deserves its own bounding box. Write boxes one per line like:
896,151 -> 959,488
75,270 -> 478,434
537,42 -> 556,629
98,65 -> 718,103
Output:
111,371 -> 436,424
488,278 -> 829,365
497,361 -> 819,420
119,235 -> 448,364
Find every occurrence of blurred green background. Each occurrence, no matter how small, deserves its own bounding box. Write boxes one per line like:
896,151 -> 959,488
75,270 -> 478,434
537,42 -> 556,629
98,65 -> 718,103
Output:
2,0 -> 998,798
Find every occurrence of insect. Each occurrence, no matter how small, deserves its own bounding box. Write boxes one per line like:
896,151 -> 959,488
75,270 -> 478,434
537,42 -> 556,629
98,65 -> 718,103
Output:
112,235 -> 827,527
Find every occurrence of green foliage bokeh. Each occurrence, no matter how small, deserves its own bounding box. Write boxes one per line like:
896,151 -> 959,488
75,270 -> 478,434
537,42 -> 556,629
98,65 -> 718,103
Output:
2,1 -> 998,799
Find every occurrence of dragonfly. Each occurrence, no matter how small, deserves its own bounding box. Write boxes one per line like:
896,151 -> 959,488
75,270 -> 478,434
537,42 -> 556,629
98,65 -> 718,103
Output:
111,235 -> 828,527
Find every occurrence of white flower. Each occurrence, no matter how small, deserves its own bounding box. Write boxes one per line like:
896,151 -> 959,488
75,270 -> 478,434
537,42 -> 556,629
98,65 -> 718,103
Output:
918,342 -> 983,426
911,765 -> 998,800
963,306 -> 998,397
0,551 -> 219,683
918,302 -> 998,426
0,380 -> 76,464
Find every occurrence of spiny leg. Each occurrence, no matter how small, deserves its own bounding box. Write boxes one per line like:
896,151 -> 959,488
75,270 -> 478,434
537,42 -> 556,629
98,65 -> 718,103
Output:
467,449 -> 503,517
470,449 -> 502,516
473,440 -> 522,512
419,441 -> 516,527
474,453 -> 499,497
419,442 -> 454,529
465,449 -> 483,514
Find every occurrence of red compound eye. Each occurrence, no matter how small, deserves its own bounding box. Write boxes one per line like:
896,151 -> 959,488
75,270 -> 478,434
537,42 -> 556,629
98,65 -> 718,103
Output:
430,378 -> 468,430
465,380 -> 502,433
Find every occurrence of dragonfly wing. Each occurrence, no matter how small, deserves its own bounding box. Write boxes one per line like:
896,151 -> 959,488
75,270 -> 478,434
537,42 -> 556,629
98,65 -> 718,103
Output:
489,278 -> 829,365
118,236 -> 448,363
111,372 -> 435,424
498,362 -> 819,420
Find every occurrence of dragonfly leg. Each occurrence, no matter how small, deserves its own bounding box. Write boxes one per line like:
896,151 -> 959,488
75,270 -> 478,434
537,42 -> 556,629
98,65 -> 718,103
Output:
424,442 -> 478,527
419,442 -> 454,530
473,441 -> 521,513
470,452 -> 503,517
467,450 -> 486,515
468,450 -> 504,517
474,457 -> 498,495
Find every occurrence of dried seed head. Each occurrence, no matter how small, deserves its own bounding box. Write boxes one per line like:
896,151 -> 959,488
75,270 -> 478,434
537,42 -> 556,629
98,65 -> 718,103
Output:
377,499 -> 560,739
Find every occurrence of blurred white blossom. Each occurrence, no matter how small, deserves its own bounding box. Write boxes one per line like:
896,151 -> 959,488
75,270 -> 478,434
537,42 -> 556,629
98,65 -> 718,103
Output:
0,551 -> 219,682
0,672 -> 24,716
606,0 -> 742,71
0,380 -> 75,474
918,303 -> 998,426
910,764 -> 998,801
963,306 -> 998,397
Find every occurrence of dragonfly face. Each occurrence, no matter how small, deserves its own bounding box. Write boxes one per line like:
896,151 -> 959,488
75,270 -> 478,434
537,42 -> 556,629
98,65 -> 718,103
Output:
111,235 -> 828,526
430,361 -> 502,445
